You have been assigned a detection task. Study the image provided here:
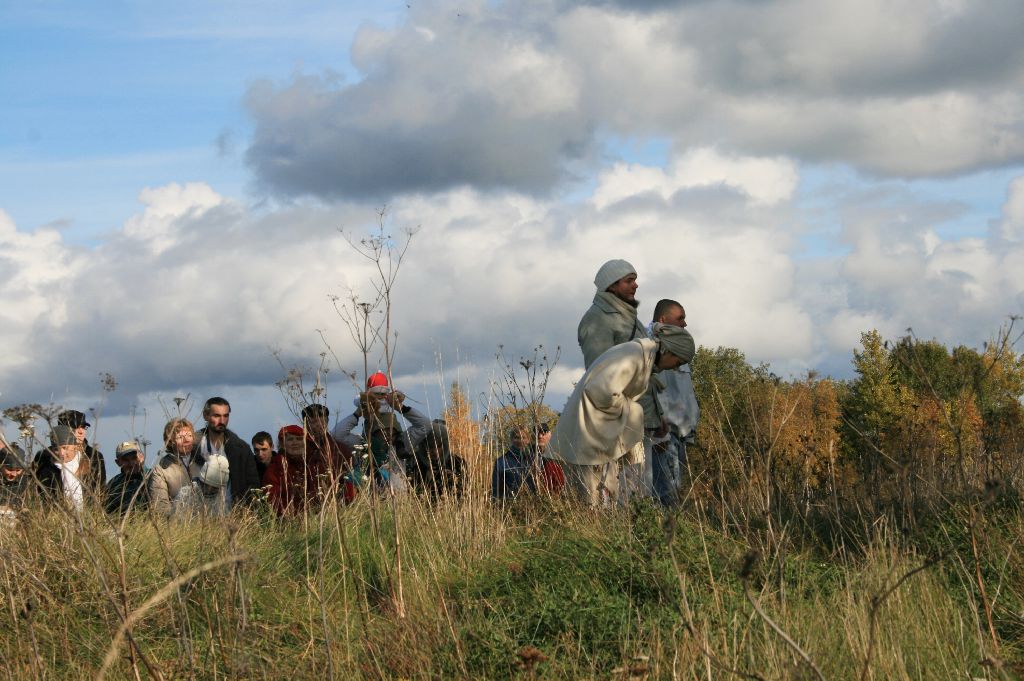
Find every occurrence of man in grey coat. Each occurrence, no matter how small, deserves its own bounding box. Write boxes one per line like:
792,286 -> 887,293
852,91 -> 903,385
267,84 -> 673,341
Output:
644,299 -> 700,506
578,259 -> 647,369
577,259 -> 649,500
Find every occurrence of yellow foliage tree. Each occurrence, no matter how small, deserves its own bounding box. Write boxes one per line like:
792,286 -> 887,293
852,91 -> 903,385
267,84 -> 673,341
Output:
442,382 -> 485,489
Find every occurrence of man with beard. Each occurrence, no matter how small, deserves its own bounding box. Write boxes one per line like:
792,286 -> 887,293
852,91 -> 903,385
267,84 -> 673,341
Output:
576,259 -> 649,501
578,259 -> 646,369
196,397 -> 261,509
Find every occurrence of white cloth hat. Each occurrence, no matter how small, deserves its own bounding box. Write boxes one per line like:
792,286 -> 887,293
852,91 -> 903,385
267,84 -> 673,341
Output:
198,455 -> 230,488
594,259 -> 637,291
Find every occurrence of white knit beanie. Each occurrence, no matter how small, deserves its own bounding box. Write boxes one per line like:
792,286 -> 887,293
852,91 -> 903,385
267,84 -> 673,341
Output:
594,259 -> 637,291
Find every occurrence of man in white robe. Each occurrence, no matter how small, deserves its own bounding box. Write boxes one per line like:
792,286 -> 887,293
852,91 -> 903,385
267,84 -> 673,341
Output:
548,323 -> 695,506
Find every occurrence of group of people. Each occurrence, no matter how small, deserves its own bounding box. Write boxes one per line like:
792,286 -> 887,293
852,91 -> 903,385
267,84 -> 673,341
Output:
546,258 -> 700,507
0,386 -> 470,519
0,258 -> 699,518
491,259 -> 700,508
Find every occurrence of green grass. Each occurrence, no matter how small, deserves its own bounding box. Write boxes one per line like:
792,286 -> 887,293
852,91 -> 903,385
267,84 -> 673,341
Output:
1,493 -> 1022,680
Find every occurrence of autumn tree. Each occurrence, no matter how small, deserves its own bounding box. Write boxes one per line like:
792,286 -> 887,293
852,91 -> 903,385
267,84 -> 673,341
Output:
442,382 -> 485,490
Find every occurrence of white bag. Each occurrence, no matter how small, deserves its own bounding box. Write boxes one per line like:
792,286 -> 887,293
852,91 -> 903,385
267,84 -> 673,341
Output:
380,452 -> 409,495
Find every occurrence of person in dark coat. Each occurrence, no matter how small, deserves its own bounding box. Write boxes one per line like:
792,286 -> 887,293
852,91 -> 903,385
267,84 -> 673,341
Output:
0,441 -> 32,518
194,397 -> 261,508
407,422 -> 465,499
57,409 -> 107,486
251,431 -> 275,480
104,440 -> 150,515
491,423 -> 564,502
34,425 -> 104,510
262,425 -> 331,515
302,403 -> 353,486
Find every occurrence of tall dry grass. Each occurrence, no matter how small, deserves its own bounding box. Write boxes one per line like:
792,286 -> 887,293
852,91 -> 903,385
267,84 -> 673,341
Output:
4,326 -> 1024,678
1,467 -> 1021,680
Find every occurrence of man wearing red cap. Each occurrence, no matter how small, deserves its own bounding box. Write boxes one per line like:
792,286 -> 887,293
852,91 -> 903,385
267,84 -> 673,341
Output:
332,371 -> 403,448
366,371 -> 390,392
332,373 -> 432,490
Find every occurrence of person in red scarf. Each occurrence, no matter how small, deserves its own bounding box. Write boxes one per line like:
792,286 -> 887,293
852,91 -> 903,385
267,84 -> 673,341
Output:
301,403 -> 353,484
262,425 -> 332,516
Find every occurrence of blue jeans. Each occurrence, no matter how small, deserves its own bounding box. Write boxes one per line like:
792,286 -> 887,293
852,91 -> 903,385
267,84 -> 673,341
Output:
651,434 -> 687,507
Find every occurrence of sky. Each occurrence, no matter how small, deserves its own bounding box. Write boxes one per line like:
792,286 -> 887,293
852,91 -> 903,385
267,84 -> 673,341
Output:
2,0 -> 1024,466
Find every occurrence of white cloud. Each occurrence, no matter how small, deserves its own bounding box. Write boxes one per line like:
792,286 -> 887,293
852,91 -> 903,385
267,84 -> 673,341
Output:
592,147 -> 798,210
244,0 -> 1024,201
1000,177 -> 1024,241
825,310 -> 901,356
5,165 -> 1024,462
0,146 -> 817,418
816,174 -> 1024,356
123,182 -> 227,254
0,209 -> 83,374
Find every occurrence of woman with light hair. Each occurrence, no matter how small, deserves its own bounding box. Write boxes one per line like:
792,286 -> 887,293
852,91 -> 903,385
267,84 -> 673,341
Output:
149,418 -> 199,517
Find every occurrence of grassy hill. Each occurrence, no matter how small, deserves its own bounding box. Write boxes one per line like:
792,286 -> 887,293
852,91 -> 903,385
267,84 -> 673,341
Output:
4,327 -> 1024,679
1,490 -> 1021,679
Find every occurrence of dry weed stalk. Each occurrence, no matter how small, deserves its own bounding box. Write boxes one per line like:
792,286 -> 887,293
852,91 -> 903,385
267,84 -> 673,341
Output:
334,207 -> 418,620
667,541 -> 765,680
738,550 -> 826,681
857,548 -> 947,681
95,553 -> 248,681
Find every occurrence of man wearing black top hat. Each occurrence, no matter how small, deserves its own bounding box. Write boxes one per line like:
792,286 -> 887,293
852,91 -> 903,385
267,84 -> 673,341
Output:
58,409 -> 107,486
